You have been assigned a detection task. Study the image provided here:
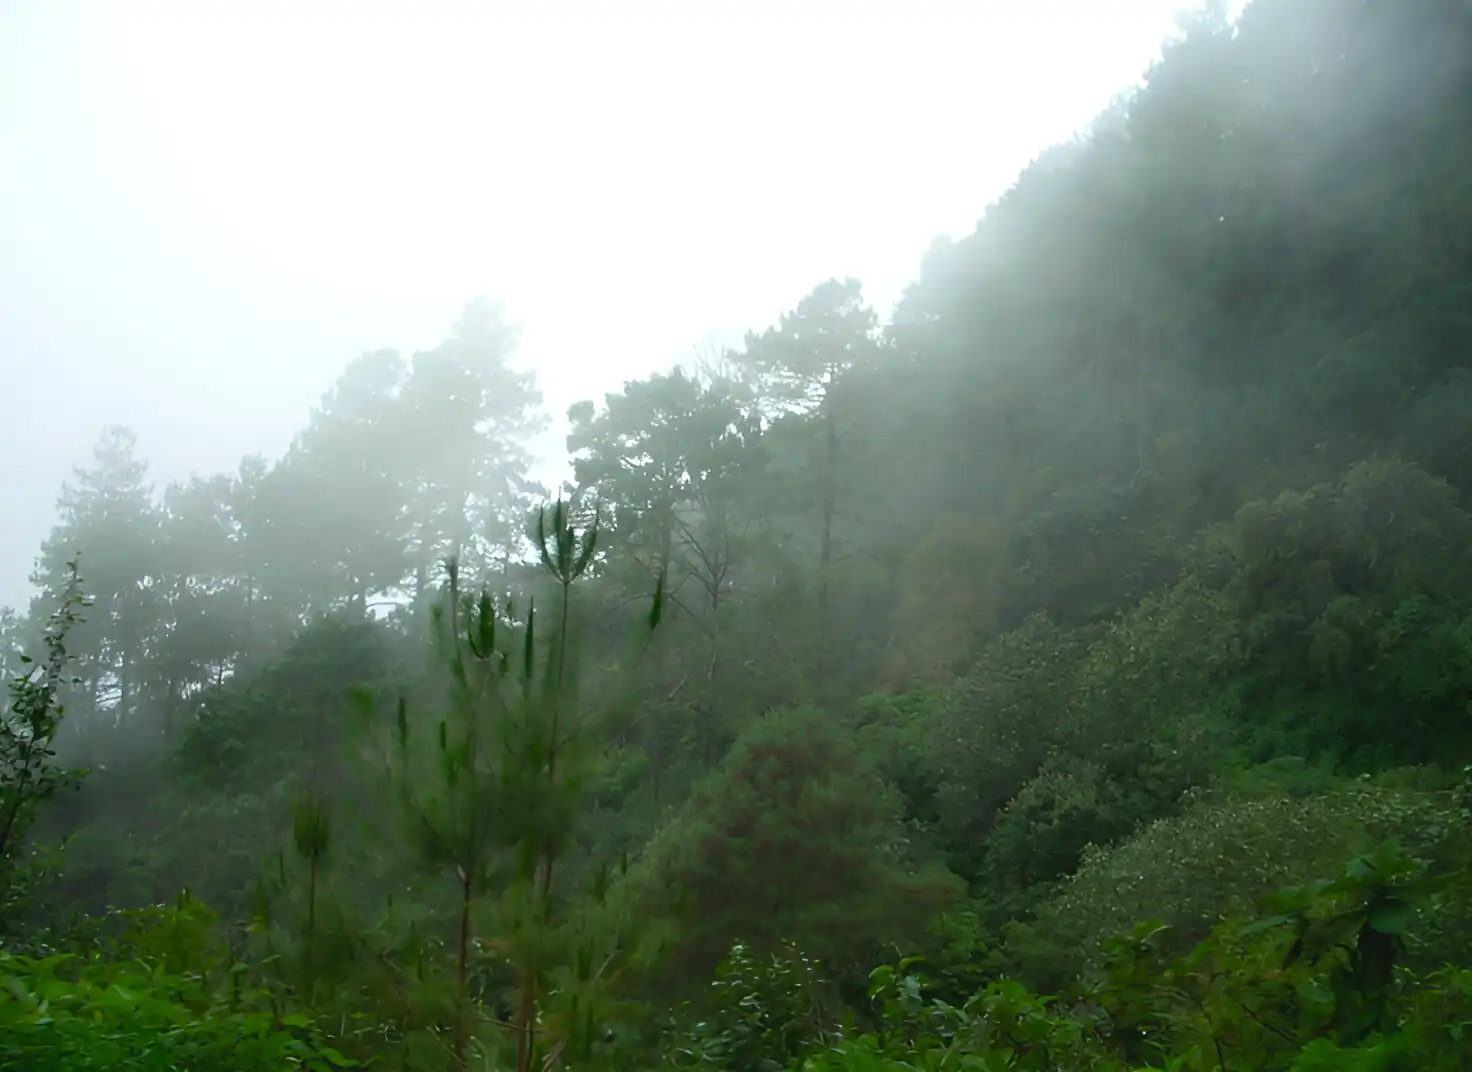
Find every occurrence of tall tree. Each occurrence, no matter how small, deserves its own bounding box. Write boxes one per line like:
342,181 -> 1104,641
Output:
398,299 -> 548,598
257,348 -> 412,617
738,279 -> 883,686
148,471 -> 271,730
568,368 -> 766,764
30,426 -> 159,739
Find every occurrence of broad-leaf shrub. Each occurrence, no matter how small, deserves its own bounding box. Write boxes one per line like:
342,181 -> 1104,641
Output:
0,897 -> 357,1072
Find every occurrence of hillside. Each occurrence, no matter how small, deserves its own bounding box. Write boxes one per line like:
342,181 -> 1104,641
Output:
4,1 -> 1472,1068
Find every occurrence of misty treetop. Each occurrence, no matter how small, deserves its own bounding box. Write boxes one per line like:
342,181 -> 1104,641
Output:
5,0 -> 1472,1068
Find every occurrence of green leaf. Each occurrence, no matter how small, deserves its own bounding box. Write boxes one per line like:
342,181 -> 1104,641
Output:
1368,899 -> 1415,936
1239,914 -> 1293,937
1295,979 -> 1334,1005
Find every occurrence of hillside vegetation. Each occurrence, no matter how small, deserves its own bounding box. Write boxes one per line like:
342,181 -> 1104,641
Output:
4,1 -> 1472,1068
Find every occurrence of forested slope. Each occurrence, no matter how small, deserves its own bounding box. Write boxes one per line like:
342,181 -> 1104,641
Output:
4,1 -> 1472,1068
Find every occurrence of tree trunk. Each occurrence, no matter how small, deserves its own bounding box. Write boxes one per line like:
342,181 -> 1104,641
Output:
817,410 -> 838,686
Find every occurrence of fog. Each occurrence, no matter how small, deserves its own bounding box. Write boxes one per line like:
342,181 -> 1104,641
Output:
1,0 -> 1192,611
11,1 -> 1472,1064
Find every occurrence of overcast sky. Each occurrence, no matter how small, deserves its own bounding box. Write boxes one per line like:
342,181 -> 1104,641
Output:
0,0 -> 1205,612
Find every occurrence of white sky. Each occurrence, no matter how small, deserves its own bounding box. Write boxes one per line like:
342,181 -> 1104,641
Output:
0,0 -> 1201,611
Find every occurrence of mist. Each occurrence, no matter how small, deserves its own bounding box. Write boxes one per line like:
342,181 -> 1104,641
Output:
0,0 -> 1192,611
6,1 -> 1472,1069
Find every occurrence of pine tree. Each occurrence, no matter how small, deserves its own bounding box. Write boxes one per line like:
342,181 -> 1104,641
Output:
363,498 -> 663,1069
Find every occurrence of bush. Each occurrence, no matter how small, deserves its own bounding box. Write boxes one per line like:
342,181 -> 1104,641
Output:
0,899 -> 356,1071
1007,781 -> 1465,990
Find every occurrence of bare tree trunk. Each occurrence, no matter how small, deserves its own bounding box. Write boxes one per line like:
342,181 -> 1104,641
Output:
817,411 -> 838,686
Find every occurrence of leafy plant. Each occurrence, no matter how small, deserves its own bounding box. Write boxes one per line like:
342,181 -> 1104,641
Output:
0,897 -> 358,1072
1,559 -> 89,938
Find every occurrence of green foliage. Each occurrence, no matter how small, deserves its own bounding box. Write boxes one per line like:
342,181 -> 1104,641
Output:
2,560 -> 89,938
722,846 -> 1472,1071
8,0 -> 1472,1066
0,897 -> 356,1072
634,706 -> 963,993
174,615 -> 395,794
799,957 -> 1117,1071
1225,458 -> 1472,766
1010,782 -> 1466,991
341,497 -> 664,1071
670,941 -> 836,1072
1,560 -> 88,863
929,616 -> 1090,862
1084,843 -> 1468,1069
851,685 -> 952,830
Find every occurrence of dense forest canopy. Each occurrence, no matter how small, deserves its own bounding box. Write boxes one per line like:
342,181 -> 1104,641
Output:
4,1 -> 1472,1068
